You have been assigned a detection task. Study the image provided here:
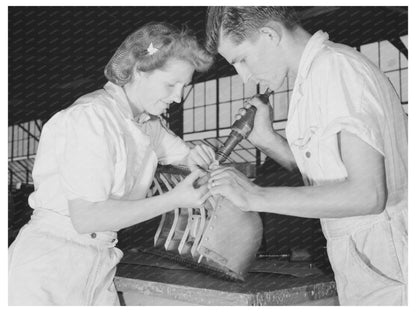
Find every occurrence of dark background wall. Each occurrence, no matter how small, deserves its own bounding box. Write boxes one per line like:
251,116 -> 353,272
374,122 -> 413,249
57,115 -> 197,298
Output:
9,6 -> 407,126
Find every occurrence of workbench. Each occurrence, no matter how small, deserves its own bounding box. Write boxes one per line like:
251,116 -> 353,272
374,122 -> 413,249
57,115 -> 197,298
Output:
114,249 -> 339,306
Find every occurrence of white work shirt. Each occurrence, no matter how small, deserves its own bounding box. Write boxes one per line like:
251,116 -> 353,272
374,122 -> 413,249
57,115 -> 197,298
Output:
285,30 -> 408,306
28,81 -> 190,215
285,30 -> 408,212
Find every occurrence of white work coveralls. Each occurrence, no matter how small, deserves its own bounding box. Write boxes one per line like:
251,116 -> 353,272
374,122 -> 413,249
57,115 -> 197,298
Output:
285,31 -> 408,305
8,82 -> 190,305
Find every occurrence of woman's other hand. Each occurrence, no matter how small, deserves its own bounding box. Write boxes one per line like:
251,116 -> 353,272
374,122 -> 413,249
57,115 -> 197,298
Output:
169,169 -> 211,208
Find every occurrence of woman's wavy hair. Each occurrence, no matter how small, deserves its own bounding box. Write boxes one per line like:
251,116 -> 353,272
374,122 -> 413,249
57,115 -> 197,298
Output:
105,22 -> 213,86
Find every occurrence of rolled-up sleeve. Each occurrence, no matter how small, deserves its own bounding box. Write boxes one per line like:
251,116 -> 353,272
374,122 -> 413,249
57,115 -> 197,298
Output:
55,104 -> 116,202
317,53 -> 385,156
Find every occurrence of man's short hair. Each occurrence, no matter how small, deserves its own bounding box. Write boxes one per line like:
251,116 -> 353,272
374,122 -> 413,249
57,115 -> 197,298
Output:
205,6 -> 300,55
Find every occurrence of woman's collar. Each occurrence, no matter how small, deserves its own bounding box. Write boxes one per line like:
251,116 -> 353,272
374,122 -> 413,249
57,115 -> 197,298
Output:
104,81 -> 153,125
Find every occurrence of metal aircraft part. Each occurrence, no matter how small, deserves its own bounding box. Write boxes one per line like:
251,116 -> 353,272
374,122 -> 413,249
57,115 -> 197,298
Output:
151,165 -> 263,281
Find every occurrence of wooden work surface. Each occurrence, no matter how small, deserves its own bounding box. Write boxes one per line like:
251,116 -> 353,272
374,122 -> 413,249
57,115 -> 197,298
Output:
115,251 -> 338,306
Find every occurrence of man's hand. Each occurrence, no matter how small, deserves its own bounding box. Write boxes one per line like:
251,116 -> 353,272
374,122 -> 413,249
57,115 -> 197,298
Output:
207,167 -> 261,211
235,96 -> 275,147
187,144 -> 217,171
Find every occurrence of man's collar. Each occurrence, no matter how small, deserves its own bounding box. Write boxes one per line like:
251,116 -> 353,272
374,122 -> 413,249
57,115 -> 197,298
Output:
135,113 -> 152,124
297,30 -> 329,81
104,81 -> 152,125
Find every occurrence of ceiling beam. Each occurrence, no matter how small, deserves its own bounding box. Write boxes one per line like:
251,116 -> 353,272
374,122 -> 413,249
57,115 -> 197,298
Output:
389,37 -> 408,59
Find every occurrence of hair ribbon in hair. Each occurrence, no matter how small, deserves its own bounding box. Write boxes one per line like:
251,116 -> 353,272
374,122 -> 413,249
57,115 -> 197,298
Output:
147,42 -> 159,55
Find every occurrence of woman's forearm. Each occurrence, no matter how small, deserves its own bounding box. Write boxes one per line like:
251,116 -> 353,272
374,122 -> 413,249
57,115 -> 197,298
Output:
69,169 -> 210,234
69,192 -> 178,234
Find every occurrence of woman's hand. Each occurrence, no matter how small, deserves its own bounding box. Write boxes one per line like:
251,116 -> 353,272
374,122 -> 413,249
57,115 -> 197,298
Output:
235,96 -> 275,147
169,169 -> 211,208
207,167 -> 261,211
187,144 -> 217,171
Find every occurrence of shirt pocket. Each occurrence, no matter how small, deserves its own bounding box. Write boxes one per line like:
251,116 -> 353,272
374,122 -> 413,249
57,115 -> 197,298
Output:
291,126 -> 322,184
292,125 -> 349,185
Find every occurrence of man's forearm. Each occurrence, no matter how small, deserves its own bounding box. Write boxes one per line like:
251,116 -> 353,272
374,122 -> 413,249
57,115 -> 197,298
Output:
253,180 -> 385,219
248,130 -> 387,218
255,132 -> 298,171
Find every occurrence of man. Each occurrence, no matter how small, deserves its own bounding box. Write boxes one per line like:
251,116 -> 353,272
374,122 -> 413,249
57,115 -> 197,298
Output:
205,7 -> 407,305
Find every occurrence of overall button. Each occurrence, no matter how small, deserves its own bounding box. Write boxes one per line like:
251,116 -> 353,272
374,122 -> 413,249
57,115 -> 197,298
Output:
305,151 -> 311,158
90,233 -> 97,239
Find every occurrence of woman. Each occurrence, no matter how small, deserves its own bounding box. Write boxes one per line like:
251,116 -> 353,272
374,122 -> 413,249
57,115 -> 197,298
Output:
9,22 -> 215,305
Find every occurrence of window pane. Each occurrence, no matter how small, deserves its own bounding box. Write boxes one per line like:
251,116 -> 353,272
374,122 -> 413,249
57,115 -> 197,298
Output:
17,126 -> 23,157
30,122 -> 36,155
229,152 -> 244,163
239,140 -> 254,149
11,126 -> 16,157
400,52 -> 408,68
277,128 -> 286,138
287,76 -> 295,90
231,75 -> 243,100
183,86 -> 193,109
401,69 -> 408,103
400,35 -> 408,48
205,79 -> 216,104
277,76 -> 289,92
183,109 -> 194,133
274,92 -> 288,121
219,77 -> 231,102
194,83 -> 204,107
399,35 -> 408,68
385,71 -> 400,99
219,102 -> 231,128
235,149 -> 255,162
194,107 -> 205,131
9,126 -> 13,158
231,100 -> 243,121
34,121 -> 40,137
361,42 -> 379,67
205,104 -> 217,130
29,133 -> 34,155
380,40 -> 399,71
24,122 -> 29,156
34,140 -> 39,155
